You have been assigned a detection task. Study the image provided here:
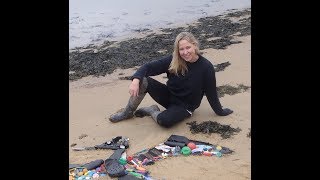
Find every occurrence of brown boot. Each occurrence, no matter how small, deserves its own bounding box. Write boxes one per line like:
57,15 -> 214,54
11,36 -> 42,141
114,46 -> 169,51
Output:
134,105 -> 160,117
109,78 -> 148,123
134,105 -> 161,123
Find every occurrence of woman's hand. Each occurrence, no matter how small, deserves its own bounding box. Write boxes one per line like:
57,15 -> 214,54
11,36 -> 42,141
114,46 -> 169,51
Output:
129,78 -> 140,97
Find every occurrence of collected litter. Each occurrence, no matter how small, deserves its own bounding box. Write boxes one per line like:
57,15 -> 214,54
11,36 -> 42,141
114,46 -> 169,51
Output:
69,135 -> 233,180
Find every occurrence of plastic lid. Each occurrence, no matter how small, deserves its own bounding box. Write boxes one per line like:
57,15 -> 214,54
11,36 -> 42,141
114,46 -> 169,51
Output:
181,146 -> 192,156
118,158 -> 127,165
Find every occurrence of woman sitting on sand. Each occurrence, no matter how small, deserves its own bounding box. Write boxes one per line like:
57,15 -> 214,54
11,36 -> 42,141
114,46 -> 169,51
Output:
109,32 -> 233,127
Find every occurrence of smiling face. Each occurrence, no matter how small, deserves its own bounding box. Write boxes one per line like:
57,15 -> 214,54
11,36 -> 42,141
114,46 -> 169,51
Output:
178,39 -> 199,63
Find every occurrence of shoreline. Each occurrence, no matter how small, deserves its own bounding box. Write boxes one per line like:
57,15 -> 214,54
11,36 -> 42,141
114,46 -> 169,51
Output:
69,8 -> 251,81
69,3 -> 251,50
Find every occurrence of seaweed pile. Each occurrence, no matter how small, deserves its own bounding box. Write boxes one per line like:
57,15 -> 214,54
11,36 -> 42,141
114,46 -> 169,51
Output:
69,8 -> 251,81
217,84 -> 250,98
186,121 -> 241,139
214,61 -> 231,72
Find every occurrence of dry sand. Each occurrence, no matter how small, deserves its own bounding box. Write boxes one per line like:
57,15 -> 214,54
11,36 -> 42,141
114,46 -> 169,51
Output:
69,35 -> 251,180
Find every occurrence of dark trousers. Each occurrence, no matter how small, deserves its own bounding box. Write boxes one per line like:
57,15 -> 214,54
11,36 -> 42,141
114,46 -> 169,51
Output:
146,77 -> 191,127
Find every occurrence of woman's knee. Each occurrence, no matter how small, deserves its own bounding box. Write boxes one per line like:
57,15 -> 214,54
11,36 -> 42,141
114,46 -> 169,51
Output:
156,113 -> 180,128
145,77 -> 154,92
146,77 -> 155,83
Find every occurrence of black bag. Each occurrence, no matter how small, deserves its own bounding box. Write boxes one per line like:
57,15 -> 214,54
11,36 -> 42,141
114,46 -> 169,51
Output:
164,135 -> 190,147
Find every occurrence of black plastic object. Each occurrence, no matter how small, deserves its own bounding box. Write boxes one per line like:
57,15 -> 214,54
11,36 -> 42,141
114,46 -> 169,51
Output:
72,136 -> 129,151
137,154 -> 150,161
167,135 -> 190,145
164,141 -> 186,148
147,148 -> 162,157
167,134 -> 213,146
95,136 -> 129,150
83,159 -> 104,170
105,148 -> 126,177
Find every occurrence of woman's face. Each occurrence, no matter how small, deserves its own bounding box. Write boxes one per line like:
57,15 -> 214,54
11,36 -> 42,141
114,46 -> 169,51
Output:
178,39 -> 198,63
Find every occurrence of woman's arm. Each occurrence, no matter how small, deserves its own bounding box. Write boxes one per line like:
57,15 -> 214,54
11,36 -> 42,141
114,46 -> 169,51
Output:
204,64 -> 233,116
131,55 -> 172,81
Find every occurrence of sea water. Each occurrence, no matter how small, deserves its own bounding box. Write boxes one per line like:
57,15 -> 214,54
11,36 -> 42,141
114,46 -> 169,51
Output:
69,0 -> 251,49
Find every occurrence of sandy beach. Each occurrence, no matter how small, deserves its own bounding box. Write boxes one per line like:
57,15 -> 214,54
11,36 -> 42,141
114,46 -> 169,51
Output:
69,9 -> 251,180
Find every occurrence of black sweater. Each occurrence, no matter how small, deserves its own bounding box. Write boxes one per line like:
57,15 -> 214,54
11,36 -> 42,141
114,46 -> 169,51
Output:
132,55 -> 224,115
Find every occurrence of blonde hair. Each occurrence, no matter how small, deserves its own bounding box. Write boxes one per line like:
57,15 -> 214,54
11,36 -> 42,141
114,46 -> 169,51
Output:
168,32 -> 200,75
